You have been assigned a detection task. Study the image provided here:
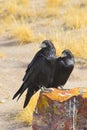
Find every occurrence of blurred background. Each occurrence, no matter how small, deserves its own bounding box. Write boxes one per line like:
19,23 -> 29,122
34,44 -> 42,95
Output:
0,0 -> 87,57
0,0 -> 87,130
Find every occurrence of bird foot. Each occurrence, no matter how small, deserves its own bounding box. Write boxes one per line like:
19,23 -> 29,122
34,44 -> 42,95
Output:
58,86 -> 70,90
58,86 -> 64,90
41,87 -> 53,93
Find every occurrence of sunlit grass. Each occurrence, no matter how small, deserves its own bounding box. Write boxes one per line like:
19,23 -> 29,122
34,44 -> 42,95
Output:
8,24 -> 44,44
37,7 -> 60,18
61,6 -> 87,29
10,23 -> 34,44
0,0 -> 87,59
16,91 -> 40,124
37,0 -> 63,18
50,29 -> 87,59
1,0 -> 34,20
47,0 -> 66,7
6,20 -> 45,44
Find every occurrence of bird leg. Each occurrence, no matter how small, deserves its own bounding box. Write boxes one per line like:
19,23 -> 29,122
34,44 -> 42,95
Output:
41,86 -> 53,93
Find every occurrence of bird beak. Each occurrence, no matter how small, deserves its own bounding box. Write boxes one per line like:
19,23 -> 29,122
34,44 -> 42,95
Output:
61,52 -> 67,58
39,43 -> 47,48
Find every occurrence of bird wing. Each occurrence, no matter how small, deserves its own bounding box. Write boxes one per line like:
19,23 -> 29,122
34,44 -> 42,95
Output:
23,50 -> 41,81
13,54 -> 53,102
23,55 -> 55,108
52,57 -> 74,88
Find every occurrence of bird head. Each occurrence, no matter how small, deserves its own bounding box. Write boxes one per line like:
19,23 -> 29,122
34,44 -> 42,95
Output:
61,49 -> 75,65
61,49 -> 74,59
40,40 -> 55,49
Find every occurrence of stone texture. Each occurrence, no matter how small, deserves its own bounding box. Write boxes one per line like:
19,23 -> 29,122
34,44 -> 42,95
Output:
32,88 -> 87,130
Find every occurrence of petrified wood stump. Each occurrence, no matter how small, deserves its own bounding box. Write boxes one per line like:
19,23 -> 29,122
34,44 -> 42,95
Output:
32,88 -> 87,130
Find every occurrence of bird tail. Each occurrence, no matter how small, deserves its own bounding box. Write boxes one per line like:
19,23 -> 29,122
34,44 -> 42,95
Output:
13,82 -> 39,108
23,87 -> 34,108
23,85 -> 40,108
12,82 -> 28,100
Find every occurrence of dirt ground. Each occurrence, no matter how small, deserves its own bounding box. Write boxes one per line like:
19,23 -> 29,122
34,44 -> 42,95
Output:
0,37 -> 87,130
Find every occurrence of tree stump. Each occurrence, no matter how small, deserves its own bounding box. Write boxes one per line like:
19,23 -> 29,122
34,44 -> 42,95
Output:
32,88 -> 87,130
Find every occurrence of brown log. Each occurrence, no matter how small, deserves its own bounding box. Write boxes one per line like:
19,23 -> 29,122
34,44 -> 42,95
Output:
32,88 -> 87,130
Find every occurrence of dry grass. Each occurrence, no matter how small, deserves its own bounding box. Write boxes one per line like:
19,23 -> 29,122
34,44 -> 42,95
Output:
2,0 -> 31,18
61,6 -> 87,29
9,23 -> 35,44
47,0 -> 66,7
8,22 -> 45,44
37,0 -> 64,18
0,0 -> 43,43
0,0 -> 87,58
53,29 -> 87,59
16,91 -> 40,124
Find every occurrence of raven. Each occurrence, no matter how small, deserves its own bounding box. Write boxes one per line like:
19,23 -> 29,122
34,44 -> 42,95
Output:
13,40 -> 56,108
50,49 -> 75,89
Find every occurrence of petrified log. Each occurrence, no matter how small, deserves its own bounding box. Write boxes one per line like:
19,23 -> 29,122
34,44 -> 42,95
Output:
32,88 -> 87,130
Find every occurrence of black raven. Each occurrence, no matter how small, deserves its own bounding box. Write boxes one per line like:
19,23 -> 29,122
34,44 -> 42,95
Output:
13,40 -> 56,108
50,49 -> 75,89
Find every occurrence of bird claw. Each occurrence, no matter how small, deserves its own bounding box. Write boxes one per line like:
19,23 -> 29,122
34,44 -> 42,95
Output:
41,87 -> 53,93
58,86 -> 70,90
58,86 -> 64,90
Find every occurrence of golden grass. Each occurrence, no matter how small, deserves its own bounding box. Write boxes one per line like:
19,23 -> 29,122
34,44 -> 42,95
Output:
47,0 -> 66,7
10,23 -> 34,44
37,7 -> 60,18
0,0 -> 43,43
0,0 -> 87,59
61,6 -> 87,29
16,91 -> 40,124
8,21 -> 45,44
48,28 -> 87,59
37,0 -> 63,18
1,0 -> 34,20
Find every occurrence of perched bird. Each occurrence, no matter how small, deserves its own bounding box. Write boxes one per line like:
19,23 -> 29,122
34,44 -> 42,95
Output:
50,49 -> 75,89
13,40 -> 75,108
13,40 -> 56,108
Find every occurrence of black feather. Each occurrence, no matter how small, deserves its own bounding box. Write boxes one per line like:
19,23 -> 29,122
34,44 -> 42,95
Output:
13,40 -> 56,108
13,40 -> 75,108
50,49 -> 75,88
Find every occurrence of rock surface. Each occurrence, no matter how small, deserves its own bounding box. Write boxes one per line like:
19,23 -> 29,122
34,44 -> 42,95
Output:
32,88 -> 87,130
